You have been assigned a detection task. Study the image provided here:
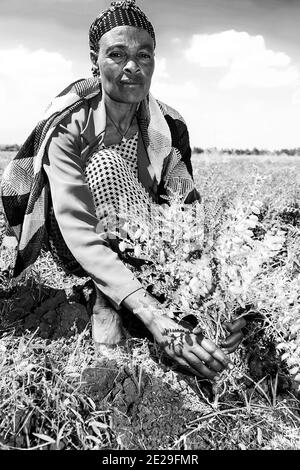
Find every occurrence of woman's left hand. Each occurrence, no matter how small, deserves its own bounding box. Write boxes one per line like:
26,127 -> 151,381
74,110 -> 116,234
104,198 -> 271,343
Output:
220,318 -> 247,353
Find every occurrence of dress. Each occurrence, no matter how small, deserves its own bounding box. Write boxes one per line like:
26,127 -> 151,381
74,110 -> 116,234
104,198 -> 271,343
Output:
83,132 -> 159,324
83,131 -> 159,239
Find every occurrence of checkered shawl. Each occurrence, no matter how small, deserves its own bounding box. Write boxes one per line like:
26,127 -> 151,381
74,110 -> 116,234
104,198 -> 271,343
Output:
0,77 -> 198,277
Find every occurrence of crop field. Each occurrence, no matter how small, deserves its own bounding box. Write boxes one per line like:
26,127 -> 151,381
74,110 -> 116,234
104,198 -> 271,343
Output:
0,150 -> 300,450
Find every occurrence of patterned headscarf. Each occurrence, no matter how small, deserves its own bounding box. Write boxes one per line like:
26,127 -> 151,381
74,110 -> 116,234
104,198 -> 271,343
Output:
89,0 -> 156,77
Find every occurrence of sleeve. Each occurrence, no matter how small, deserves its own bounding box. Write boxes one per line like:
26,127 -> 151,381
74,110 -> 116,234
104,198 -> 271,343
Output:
43,115 -> 143,310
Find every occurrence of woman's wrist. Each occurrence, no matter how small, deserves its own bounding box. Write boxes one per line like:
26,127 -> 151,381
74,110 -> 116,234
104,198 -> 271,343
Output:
121,289 -> 162,329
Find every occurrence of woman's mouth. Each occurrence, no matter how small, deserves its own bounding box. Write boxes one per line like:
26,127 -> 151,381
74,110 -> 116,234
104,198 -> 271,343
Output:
120,80 -> 142,86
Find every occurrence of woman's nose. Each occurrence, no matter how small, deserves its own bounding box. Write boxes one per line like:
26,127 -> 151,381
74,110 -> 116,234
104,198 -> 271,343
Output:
123,59 -> 140,74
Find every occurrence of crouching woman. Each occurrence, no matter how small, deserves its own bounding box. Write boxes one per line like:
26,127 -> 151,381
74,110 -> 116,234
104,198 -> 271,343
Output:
0,0 -> 245,380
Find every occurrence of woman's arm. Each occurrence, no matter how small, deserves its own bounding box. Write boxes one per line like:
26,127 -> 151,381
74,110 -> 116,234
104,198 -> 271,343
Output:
43,113 -> 143,310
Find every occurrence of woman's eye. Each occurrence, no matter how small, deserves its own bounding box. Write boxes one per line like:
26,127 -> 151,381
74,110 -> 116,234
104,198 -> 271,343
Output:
139,53 -> 151,60
109,52 -> 123,58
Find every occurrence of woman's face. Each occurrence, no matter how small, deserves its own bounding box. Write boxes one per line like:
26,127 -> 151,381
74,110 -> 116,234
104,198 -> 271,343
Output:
98,26 -> 155,104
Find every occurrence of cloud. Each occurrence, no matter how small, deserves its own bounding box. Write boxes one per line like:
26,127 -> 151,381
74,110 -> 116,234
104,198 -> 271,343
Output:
187,106 -> 300,151
151,80 -> 200,103
153,57 -> 169,80
185,30 -> 299,89
151,56 -> 200,109
292,88 -> 300,105
0,46 -> 74,143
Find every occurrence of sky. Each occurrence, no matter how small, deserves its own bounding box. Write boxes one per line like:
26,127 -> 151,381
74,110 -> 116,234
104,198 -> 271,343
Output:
0,0 -> 300,149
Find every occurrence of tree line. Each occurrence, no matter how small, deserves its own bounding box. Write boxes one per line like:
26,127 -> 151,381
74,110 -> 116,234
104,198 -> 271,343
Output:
1,144 -> 300,156
193,147 -> 300,156
0,144 -> 20,152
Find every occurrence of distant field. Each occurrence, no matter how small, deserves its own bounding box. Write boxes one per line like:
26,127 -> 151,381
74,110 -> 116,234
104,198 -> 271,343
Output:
1,149 -> 299,227
2,149 -> 300,178
1,148 -> 299,240
192,152 -> 300,205
0,151 -> 17,211
1,149 -> 300,212
0,151 -> 16,175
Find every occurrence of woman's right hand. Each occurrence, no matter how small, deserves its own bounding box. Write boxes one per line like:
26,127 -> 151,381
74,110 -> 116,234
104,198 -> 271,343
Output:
122,289 -> 233,380
148,314 -> 233,380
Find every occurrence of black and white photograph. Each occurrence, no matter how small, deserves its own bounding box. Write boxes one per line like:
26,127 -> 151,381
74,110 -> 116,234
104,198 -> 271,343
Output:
0,0 -> 299,453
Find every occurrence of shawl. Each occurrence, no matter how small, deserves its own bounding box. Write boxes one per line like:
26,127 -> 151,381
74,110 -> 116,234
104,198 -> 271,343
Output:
0,77 -> 198,277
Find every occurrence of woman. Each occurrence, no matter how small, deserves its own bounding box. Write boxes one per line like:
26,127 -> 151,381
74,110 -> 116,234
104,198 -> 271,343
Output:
1,0 -> 245,380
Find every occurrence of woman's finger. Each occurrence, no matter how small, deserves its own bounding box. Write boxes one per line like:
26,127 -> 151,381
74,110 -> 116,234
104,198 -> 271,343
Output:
180,353 -> 218,380
185,332 -> 229,370
223,344 -> 240,354
190,345 -> 227,372
164,331 -> 226,373
224,318 -> 247,333
172,355 -> 206,378
196,335 -> 232,367
221,331 -> 244,352
187,347 -> 225,373
171,354 -> 217,380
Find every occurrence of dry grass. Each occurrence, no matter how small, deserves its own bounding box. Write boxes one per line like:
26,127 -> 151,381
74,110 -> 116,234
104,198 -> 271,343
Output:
0,327 -> 299,450
0,150 -> 300,450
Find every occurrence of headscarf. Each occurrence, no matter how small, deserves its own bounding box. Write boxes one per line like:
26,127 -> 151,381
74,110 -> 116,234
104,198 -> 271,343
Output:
89,0 -> 156,77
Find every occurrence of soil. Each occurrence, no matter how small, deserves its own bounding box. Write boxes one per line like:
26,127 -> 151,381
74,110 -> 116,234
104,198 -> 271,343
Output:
80,354 -> 214,450
0,280 -> 92,339
0,277 -> 299,450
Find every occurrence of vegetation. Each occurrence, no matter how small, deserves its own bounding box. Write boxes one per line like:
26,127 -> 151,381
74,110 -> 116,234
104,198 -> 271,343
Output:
0,150 -> 300,450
